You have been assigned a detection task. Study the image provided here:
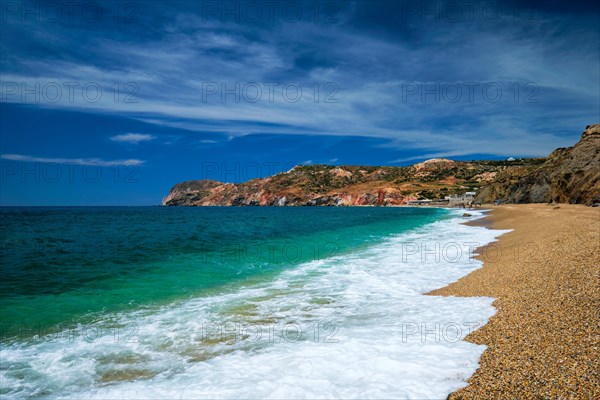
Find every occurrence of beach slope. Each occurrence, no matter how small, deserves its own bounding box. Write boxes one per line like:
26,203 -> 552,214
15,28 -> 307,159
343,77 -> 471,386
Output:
430,204 -> 599,398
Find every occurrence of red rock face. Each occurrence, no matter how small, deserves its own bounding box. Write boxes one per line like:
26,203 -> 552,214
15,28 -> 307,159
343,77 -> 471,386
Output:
163,176 -> 425,207
164,175 -> 390,206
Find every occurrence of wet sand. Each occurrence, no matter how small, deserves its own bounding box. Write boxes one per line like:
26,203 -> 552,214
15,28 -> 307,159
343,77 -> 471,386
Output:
429,204 -> 600,399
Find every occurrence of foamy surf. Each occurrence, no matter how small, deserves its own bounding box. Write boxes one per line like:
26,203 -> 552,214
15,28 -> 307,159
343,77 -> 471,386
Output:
1,209 -> 510,399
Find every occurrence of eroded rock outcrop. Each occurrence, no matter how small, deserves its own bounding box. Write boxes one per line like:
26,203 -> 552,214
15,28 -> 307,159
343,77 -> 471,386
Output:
475,124 -> 600,205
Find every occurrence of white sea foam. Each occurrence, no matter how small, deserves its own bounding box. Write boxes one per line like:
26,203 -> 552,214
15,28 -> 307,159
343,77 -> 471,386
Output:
1,209 -> 510,399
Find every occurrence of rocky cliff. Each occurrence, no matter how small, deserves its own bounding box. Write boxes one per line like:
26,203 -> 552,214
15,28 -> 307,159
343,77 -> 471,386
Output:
163,125 -> 599,207
475,124 -> 600,205
162,158 -> 543,206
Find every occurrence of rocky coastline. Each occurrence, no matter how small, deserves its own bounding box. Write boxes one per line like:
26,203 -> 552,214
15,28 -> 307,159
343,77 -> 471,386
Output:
163,125 -> 599,207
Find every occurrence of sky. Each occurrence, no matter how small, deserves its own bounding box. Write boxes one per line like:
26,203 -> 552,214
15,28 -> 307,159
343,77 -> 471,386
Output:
1,0 -> 599,205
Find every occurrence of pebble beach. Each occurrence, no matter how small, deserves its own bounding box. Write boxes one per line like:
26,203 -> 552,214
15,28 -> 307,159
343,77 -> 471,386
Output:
430,204 -> 600,398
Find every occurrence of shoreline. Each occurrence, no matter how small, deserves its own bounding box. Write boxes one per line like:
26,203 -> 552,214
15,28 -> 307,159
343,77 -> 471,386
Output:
429,204 -> 600,398
1,206 -> 508,398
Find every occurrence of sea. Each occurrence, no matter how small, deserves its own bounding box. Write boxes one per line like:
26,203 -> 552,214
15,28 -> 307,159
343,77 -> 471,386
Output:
0,206 -> 509,399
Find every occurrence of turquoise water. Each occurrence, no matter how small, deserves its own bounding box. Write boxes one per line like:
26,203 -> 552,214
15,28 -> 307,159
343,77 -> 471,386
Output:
0,206 -> 446,339
0,206 -> 507,399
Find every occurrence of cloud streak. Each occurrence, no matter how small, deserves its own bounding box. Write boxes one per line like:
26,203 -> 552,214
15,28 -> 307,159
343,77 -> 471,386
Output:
110,133 -> 156,144
1,154 -> 145,167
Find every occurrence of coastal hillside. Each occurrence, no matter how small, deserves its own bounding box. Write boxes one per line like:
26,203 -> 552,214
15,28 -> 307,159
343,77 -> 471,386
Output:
163,124 -> 599,207
162,158 -> 544,206
475,124 -> 600,206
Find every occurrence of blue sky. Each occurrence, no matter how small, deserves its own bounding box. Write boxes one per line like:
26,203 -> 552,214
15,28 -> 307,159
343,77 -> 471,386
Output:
1,0 -> 599,205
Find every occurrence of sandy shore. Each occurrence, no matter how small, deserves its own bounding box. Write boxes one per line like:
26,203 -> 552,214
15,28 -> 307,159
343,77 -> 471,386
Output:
429,204 -> 599,399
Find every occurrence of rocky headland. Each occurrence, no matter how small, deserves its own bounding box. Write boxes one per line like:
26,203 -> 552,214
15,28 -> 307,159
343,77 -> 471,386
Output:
163,124 -> 599,207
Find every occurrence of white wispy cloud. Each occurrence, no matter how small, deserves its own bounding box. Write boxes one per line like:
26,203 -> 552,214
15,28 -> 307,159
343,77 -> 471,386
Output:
1,154 -> 145,166
1,6 -> 597,158
110,133 -> 156,144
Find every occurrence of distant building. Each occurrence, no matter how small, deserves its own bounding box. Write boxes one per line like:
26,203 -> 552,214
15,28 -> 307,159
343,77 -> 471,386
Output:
507,157 -> 515,161
445,192 -> 476,207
